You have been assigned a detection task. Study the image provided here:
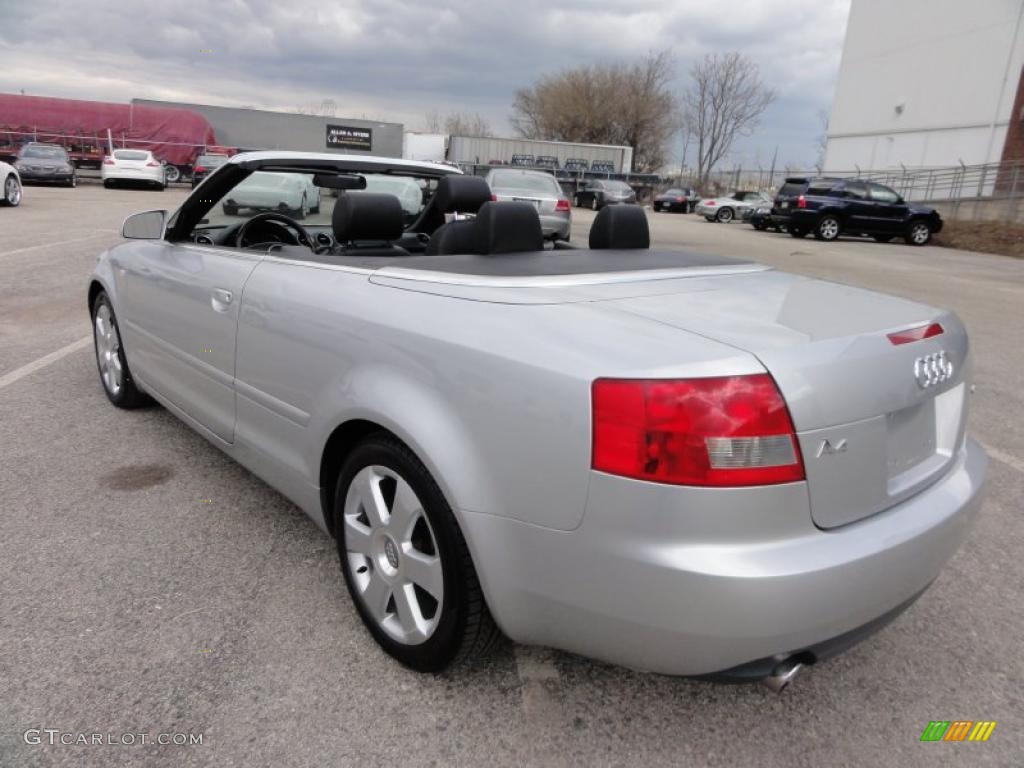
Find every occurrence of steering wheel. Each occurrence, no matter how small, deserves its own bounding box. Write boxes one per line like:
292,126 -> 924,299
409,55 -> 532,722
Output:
235,211 -> 314,251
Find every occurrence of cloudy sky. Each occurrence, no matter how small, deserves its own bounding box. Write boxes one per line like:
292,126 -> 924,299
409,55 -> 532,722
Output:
0,0 -> 851,169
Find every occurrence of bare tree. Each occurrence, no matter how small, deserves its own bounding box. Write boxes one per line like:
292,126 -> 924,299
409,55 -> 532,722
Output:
510,50 -> 678,173
422,110 -> 493,137
815,108 -> 830,170
295,98 -> 339,117
682,52 -> 775,186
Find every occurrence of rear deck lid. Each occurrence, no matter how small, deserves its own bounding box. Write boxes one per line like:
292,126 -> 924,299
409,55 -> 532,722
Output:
608,270 -> 970,528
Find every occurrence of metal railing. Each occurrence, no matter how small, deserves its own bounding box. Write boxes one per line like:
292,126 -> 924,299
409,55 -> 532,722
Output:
700,160 -> 1024,205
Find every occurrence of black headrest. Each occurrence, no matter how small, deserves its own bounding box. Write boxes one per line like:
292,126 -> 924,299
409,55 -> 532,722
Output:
589,205 -> 650,249
434,175 -> 492,214
473,201 -> 544,255
332,192 -> 404,242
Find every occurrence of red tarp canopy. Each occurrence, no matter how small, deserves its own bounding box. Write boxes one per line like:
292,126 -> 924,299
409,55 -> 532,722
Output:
0,93 -> 217,166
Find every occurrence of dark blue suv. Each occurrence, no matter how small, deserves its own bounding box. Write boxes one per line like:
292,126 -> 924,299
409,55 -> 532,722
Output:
772,177 -> 943,245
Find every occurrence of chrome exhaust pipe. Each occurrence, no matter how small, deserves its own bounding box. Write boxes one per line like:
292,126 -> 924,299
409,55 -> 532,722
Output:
761,659 -> 803,693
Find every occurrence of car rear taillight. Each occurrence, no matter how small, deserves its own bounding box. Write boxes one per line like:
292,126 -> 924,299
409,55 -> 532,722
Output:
490,194 -> 498,202
193,165 -> 207,174
676,196 -> 684,202
555,198 -> 570,212
887,322 -> 944,345
797,195 -> 807,209
592,374 -> 805,487
102,157 -> 115,165
705,200 -> 716,206
146,160 -> 160,167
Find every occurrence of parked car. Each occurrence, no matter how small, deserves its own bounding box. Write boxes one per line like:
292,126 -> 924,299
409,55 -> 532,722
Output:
653,187 -> 697,213
0,160 -> 22,206
773,177 -> 943,245
89,150 -> 986,687
221,170 -> 320,218
574,179 -> 637,210
357,174 -> 426,224
695,190 -> 771,223
102,149 -> 166,190
190,153 -> 230,188
744,204 -> 785,232
13,143 -> 77,187
484,168 -> 571,240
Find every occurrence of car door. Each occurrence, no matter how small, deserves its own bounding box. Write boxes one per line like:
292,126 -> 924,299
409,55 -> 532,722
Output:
867,182 -> 909,233
840,181 -> 874,231
117,238 -> 262,443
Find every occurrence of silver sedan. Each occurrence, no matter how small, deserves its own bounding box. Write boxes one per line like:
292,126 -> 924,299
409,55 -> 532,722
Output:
484,168 -> 571,241
89,150 -> 986,688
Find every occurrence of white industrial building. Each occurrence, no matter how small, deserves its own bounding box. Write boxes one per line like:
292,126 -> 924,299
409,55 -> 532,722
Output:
825,0 -> 1024,171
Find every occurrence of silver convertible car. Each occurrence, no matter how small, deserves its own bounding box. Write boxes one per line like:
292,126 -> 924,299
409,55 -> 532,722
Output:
89,151 -> 986,690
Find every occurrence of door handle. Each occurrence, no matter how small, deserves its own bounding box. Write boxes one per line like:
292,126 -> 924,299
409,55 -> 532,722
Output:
211,288 -> 234,312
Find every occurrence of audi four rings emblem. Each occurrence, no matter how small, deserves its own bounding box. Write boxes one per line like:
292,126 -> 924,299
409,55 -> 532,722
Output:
914,351 -> 954,389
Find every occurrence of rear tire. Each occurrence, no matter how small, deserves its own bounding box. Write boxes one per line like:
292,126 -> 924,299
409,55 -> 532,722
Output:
1,173 -> 21,206
91,291 -> 153,409
814,215 -> 841,241
334,435 -> 500,672
905,220 -> 932,246
716,207 -> 734,223
163,165 -> 181,184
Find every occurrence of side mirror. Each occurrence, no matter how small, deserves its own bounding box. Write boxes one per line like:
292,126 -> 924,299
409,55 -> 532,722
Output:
122,210 -> 167,239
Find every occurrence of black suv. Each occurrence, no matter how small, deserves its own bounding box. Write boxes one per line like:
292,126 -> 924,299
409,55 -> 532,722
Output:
772,177 -> 942,245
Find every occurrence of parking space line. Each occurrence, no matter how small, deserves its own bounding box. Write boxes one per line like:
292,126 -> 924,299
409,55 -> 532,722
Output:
514,645 -> 565,724
0,335 -> 91,390
979,440 -> 1024,474
0,231 -> 119,258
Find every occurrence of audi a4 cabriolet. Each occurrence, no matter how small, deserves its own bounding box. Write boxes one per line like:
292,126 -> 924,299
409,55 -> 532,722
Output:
88,151 -> 986,690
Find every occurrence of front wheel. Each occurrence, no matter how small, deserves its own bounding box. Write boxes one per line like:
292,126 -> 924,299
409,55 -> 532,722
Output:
1,173 -> 21,206
814,215 -> 841,241
716,207 -> 734,223
163,165 -> 181,184
335,436 -> 500,672
905,220 -> 932,245
92,292 -> 152,409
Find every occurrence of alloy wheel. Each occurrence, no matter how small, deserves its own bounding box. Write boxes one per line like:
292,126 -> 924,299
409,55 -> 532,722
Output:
819,217 -> 840,240
910,222 -> 930,244
5,175 -> 21,205
94,303 -> 123,396
343,465 -> 444,646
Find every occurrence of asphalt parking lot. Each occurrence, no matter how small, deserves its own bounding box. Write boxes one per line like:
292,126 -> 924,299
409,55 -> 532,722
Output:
1,184 -> 1022,767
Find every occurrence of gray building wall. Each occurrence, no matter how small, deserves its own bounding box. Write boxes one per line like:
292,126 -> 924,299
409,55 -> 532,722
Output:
132,99 -> 403,158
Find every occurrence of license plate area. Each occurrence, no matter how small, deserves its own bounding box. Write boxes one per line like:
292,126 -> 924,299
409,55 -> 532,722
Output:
513,197 -> 540,210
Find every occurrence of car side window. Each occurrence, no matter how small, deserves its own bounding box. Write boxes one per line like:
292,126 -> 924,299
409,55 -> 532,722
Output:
843,182 -> 868,200
868,183 -> 900,203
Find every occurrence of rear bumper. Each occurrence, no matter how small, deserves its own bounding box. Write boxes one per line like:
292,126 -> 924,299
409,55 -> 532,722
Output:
539,212 -> 571,239
462,437 -> 986,676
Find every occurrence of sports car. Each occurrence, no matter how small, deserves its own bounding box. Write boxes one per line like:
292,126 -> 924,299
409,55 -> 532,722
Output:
0,160 -> 22,206
696,190 -> 771,223
88,151 -> 987,689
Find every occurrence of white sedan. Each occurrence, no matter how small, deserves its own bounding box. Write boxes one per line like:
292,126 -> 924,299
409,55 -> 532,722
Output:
102,149 -> 166,190
0,160 -> 22,207
221,171 -> 321,218
695,190 -> 771,223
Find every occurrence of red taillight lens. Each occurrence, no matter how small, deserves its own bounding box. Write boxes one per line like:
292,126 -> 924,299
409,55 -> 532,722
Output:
887,322 -> 944,345
102,157 -> 115,165
490,194 -> 497,202
705,200 -> 716,206
592,375 -> 805,487
797,195 -> 807,209
676,196 -> 684,202
146,160 -> 160,167
555,198 -> 570,212
193,165 -> 207,174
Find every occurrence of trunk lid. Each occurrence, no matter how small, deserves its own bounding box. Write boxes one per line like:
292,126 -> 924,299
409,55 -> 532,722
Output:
607,270 -> 970,528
